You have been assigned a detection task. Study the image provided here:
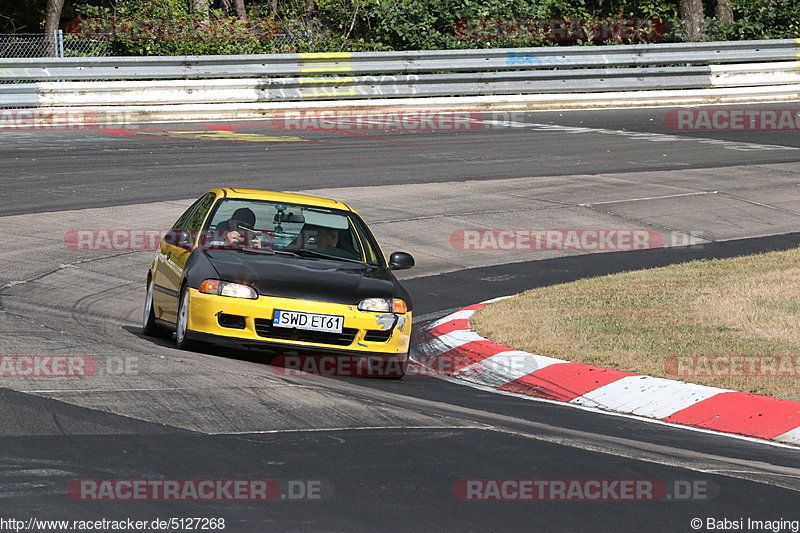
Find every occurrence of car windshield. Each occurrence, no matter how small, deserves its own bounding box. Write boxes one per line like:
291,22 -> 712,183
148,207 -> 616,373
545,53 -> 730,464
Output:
200,198 -> 382,265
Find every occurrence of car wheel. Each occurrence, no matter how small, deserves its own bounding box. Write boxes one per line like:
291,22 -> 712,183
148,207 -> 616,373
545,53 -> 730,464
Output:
142,277 -> 170,338
175,285 -> 195,350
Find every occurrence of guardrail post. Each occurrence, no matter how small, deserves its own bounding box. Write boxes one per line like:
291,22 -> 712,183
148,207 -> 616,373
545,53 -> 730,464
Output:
56,29 -> 64,58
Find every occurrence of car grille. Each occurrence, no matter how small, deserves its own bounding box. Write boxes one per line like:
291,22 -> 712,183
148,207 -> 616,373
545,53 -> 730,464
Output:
218,313 -> 246,329
363,329 -> 392,342
254,319 -> 358,346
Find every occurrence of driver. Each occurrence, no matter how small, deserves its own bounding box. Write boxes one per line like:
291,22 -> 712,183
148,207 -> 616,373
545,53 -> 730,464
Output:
210,208 -> 260,248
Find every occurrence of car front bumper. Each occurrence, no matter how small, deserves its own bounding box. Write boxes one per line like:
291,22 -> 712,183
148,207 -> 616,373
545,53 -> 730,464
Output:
185,288 -> 411,355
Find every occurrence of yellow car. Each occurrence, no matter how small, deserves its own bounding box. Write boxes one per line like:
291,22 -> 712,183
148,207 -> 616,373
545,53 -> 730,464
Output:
143,188 -> 415,377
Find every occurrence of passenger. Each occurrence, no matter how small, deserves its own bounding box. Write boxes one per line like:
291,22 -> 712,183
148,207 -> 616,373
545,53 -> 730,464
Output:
299,225 -> 350,258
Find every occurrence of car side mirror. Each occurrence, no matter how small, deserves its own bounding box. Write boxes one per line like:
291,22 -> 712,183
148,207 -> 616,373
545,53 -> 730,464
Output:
164,229 -> 193,251
389,251 -> 414,270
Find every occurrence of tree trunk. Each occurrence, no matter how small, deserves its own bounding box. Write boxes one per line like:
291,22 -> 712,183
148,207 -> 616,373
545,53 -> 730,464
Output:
193,0 -> 210,16
44,0 -> 64,34
234,0 -> 248,20
233,0 -> 247,20
715,0 -> 733,24
44,0 -> 65,56
680,0 -> 706,41
192,0 -> 210,27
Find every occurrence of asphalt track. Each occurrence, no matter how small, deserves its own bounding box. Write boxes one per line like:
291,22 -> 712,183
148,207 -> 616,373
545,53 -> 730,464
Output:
1,104 -> 800,532
3,103 -> 800,215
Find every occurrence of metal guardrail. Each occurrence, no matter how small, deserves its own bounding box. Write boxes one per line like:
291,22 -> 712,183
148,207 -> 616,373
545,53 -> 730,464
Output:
2,39 -> 798,80
1,39 -> 799,109
7,65 -> 794,107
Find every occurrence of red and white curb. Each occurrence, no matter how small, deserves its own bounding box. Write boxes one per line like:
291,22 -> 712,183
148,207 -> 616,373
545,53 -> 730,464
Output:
414,296 -> 800,446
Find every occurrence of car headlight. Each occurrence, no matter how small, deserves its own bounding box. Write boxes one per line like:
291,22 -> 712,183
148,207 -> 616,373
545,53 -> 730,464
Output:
199,279 -> 258,299
358,297 -> 407,313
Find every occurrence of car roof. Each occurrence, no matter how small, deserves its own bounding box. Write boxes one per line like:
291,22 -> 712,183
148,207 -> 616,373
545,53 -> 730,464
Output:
211,188 -> 353,211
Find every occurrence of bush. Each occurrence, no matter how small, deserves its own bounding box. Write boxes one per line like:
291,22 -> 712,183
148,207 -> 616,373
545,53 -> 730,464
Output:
68,0 -> 800,55
74,0 -> 283,55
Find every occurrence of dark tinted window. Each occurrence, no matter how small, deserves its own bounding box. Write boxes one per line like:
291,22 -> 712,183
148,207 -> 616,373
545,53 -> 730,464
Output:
186,194 -> 217,231
172,195 -> 206,230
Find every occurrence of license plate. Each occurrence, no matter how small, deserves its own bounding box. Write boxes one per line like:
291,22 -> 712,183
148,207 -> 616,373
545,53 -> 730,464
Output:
272,310 -> 344,334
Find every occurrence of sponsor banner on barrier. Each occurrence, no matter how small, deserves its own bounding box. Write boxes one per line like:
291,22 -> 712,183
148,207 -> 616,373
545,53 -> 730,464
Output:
454,479 -> 713,501
454,18 -> 666,42
66,17 -> 281,41
666,356 -> 800,377
449,229 -> 704,252
665,109 -> 800,131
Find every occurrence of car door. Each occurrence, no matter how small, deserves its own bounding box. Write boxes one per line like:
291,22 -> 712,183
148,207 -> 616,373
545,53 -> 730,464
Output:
152,193 -> 216,322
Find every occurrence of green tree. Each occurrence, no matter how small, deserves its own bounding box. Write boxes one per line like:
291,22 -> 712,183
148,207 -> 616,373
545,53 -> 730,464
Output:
715,0 -> 733,23
44,0 -> 65,55
680,0 -> 705,41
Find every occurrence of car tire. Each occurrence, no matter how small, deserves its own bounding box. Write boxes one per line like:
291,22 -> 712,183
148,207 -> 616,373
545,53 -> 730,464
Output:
142,277 -> 170,338
175,285 -> 196,350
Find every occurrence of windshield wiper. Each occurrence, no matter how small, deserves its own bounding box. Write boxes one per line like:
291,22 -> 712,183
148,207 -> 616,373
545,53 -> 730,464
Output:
209,246 -> 291,256
240,247 -> 319,258
239,246 -> 274,254
290,248 -> 365,264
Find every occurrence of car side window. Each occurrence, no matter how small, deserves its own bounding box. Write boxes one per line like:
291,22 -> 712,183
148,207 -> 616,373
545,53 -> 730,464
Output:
351,218 -> 382,266
185,194 -> 217,232
172,196 -> 206,230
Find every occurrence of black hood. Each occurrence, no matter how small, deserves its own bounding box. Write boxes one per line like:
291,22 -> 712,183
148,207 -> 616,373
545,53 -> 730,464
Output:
200,249 -> 398,305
